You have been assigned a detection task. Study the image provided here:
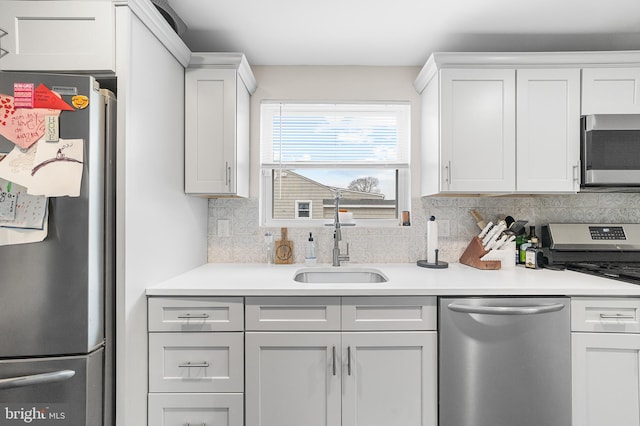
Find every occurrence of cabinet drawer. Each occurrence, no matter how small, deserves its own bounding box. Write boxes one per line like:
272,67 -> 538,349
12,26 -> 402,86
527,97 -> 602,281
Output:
245,297 -> 341,331
148,393 -> 243,426
572,298 -> 640,333
149,333 -> 244,392
148,297 -> 243,332
342,297 -> 437,330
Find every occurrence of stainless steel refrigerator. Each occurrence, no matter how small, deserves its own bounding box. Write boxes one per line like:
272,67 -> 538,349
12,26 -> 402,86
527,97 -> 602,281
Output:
0,72 -> 115,426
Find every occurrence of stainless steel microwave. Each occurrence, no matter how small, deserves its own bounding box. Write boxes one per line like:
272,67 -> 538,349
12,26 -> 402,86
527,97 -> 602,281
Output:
581,114 -> 640,187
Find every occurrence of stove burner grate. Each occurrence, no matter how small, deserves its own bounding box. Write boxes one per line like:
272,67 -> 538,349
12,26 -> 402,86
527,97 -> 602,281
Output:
566,262 -> 640,284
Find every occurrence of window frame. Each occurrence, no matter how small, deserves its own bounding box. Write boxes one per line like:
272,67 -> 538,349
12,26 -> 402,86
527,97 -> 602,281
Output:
260,101 -> 411,228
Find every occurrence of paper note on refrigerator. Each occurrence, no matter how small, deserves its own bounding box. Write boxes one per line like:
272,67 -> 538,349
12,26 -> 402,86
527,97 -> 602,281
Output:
28,138 -> 83,197
0,94 -> 61,149
0,138 -> 83,197
0,178 -> 17,220
0,179 -> 48,229
0,143 -> 38,188
0,209 -> 48,246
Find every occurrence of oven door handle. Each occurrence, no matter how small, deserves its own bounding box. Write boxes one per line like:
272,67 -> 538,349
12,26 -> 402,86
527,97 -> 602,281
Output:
448,303 -> 566,315
0,369 -> 75,390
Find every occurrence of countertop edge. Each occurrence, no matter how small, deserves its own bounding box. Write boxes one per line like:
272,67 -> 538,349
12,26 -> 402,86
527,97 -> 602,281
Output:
145,262 -> 640,297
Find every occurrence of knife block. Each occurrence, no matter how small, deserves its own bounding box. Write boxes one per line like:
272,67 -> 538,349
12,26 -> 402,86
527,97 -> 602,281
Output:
459,237 -> 501,270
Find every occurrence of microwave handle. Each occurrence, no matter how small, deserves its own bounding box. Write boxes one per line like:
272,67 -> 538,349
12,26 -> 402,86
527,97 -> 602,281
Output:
573,160 -> 581,189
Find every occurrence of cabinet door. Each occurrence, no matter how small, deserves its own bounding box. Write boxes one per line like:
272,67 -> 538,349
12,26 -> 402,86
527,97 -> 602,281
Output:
516,69 -> 580,193
0,1 -> 115,72
582,68 -> 640,114
185,68 -> 240,195
341,332 -> 437,426
440,68 -> 516,193
245,332 -> 341,426
572,332 -> 640,426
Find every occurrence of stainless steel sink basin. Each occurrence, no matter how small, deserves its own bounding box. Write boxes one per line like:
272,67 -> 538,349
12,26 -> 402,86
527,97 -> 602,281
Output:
293,267 -> 388,283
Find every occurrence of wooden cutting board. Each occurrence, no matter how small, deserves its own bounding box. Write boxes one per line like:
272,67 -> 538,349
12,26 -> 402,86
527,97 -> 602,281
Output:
275,227 -> 294,264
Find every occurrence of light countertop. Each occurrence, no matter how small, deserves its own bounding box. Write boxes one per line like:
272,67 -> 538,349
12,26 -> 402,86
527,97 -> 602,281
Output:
146,262 -> 640,297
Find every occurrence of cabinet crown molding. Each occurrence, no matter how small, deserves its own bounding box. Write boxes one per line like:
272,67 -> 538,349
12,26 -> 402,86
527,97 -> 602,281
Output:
189,52 -> 257,94
125,0 -> 191,67
414,50 -> 640,94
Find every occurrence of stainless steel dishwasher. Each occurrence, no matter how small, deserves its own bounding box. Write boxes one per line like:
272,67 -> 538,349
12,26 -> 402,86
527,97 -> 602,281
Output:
439,297 -> 571,426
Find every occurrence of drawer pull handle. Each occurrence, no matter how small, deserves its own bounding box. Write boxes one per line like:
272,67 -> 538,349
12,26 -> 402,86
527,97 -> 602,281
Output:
184,423 -> 206,426
600,313 -> 635,319
177,313 -> 210,320
332,346 -> 336,376
178,362 -> 210,368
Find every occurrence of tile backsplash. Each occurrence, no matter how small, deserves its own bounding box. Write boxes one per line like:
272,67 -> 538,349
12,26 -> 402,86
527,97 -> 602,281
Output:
208,193 -> 640,264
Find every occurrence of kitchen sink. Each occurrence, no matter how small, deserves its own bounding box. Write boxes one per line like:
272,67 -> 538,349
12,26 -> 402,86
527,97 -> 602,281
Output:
293,267 -> 388,284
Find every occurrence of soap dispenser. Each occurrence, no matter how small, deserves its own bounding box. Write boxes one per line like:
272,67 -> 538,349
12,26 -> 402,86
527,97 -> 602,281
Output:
305,232 -> 317,265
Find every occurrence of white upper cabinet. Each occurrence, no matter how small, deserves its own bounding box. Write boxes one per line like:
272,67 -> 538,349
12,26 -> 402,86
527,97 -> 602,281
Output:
439,68 -> 516,193
516,69 -> 581,193
185,53 -> 256,197
0,1 -> 115,72
582,67 -> 640,114
415,52 -> 629,195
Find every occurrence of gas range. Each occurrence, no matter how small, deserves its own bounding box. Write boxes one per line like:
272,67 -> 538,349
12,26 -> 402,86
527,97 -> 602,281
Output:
542,223 -> 640,285
565,262 -> 640,284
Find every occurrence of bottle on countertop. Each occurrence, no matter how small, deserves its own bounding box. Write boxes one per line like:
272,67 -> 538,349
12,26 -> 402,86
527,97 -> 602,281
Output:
528,226 -> 539,248
515,233 -> 526,264
305,232 -> 317,265
264,232 -> 274,264
519,225 -> 539,264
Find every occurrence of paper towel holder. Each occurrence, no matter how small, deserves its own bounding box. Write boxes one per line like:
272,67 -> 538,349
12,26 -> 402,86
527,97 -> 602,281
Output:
417,216 -> 449,269
417,249 -> 449,269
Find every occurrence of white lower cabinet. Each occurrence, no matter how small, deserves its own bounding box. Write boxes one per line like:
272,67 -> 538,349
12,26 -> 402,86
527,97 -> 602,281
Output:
148,297 -> 244,426
244,296 -> 437,426
341,332 -> 437,426
245,332 -> 342,426
571,298 -> 640,426
572,333 -> 640,426
148,393 -> 244,426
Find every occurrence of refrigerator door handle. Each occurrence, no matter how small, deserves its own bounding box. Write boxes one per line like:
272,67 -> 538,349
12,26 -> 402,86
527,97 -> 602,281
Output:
447,303 -> 566,315
0,369 -> 75,390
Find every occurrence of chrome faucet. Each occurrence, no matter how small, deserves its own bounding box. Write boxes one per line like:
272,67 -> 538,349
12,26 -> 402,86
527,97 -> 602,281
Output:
331,190 -> 350,266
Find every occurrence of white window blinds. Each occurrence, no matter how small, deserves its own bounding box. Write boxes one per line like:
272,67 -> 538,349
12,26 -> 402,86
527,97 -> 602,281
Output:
261,102 -> 410,167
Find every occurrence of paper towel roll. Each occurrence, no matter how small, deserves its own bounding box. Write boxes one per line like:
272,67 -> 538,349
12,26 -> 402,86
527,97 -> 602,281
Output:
426,220 -> 438,263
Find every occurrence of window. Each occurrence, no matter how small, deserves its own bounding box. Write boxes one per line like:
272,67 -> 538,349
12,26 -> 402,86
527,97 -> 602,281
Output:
295,200 -> 312,218
261,102 -> 410,226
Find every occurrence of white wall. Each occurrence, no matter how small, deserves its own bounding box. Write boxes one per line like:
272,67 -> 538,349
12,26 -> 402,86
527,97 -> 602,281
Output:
115,7 -> 208,426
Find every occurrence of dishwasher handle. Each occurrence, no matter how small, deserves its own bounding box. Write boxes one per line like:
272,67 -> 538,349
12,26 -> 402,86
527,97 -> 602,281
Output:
447,302 -> 566,315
